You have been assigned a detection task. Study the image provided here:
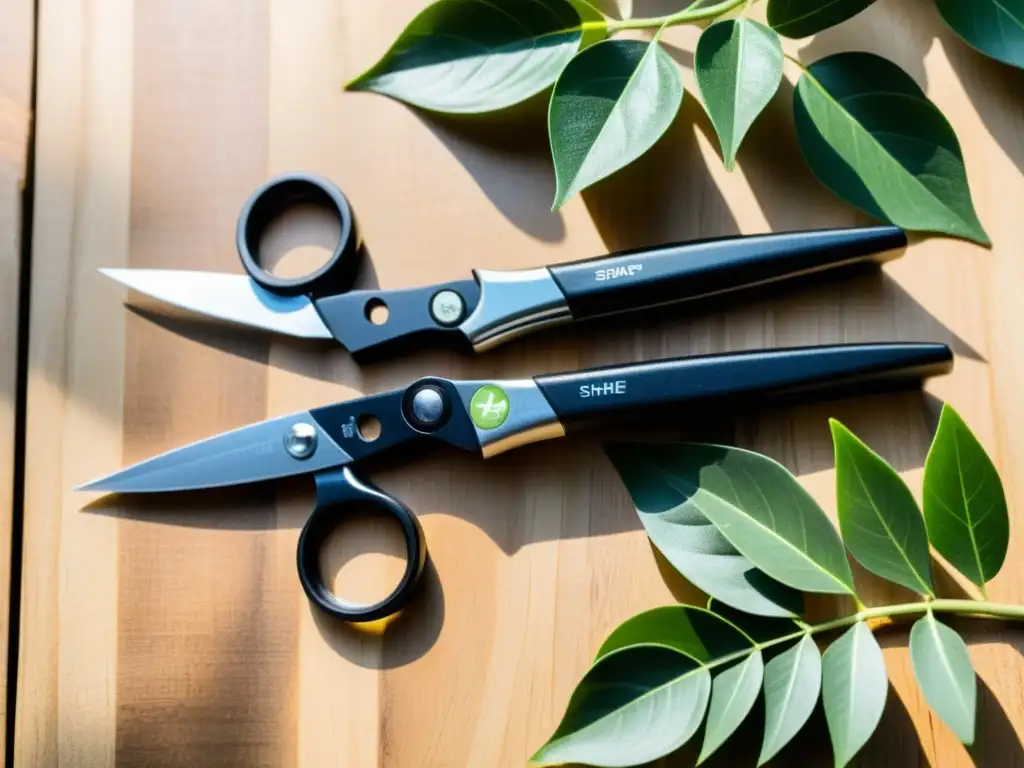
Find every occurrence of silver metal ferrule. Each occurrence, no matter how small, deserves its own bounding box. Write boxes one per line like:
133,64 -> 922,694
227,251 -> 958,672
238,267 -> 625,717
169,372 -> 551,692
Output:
458,268 -> 573,352
454,379 -> 565,458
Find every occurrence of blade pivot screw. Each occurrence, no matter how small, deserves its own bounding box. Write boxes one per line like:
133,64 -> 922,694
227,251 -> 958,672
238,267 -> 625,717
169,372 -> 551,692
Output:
285,422 -> 318,459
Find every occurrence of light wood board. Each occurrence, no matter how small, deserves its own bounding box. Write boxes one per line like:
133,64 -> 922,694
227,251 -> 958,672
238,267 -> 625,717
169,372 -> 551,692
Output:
0,0 -> 33,760
15,0 -> 1024,765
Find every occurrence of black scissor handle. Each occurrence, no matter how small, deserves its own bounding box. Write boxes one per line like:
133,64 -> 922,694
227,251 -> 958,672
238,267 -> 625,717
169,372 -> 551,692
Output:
237,171 -> 362,299
296,466 -> 426,623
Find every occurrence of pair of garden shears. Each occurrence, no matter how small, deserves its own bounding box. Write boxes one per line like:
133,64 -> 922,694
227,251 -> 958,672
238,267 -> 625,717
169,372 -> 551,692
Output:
81,172 -> 955,623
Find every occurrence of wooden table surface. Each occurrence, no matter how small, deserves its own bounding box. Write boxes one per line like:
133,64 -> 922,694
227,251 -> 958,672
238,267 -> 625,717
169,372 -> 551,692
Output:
11,0 -> 1024,766
0,0 -> 33,760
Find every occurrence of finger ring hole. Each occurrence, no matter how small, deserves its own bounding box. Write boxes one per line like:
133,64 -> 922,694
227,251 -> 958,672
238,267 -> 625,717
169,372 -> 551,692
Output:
365,298 -> 389,326
319,505 -> 408,610
257,199 -> 342,280
357,414 -> 382,441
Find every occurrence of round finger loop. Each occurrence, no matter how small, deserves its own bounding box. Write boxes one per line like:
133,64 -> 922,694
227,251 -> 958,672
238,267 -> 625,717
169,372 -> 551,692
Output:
297,469 -> 426,624
237,171 -> 360,299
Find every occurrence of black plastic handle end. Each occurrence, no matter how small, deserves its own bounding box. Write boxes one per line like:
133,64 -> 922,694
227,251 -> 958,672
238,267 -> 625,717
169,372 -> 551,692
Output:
535,342 -> 952,428
549,225 -> 907,320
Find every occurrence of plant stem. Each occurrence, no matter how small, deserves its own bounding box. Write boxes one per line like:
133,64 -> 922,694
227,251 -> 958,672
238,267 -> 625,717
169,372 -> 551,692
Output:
609,0 -> 748,32
706,599 -> 1024,673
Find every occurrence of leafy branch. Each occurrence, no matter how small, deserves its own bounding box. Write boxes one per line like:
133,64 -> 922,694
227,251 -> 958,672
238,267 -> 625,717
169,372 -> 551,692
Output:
345,0 -> 1022,244
526,402 -> 1012,767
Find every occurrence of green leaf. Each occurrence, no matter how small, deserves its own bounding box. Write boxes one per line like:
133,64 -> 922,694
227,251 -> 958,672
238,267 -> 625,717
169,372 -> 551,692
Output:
794,51 -> 990,245
910,612 -> 977,745
830,419 -> 935,596
822,622 -> 888,768
606,443 -> 804,618
759,634 -> 822,765
634,442 -> 855,595
767,0 -> 878,38
708,599 -> 803,644
935,0 -> 1024,70
345,0 -> 591,114
699,651 -> 765,765
695,19 -> 783,170
548,34 -> 683,209
595,604 -> 752,662
923,404 -> 1009,594
529,645 -> 711,767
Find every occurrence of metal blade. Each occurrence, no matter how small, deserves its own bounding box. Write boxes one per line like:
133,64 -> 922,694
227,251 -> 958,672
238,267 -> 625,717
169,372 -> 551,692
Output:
76,411 -> 352,493
100,268 -> 333,339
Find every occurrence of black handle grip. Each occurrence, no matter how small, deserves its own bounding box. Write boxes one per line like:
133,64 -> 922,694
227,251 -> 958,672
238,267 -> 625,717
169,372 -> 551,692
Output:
297,466 -> 426,623
534,343 -> 953,428
548,225 -> 907,320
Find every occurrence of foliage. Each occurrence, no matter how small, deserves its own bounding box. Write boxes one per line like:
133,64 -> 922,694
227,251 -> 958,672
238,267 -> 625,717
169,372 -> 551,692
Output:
528,402 -> 1018,766
343,0 -> 1018,244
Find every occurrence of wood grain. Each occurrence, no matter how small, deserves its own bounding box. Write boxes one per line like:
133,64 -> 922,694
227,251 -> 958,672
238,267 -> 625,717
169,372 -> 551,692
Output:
15,0 -> 1024,766
0,0 -> 33,760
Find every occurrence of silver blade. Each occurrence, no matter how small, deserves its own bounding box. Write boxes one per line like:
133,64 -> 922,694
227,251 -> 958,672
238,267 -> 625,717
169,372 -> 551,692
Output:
100,268 -> 333,339
76,411 -> 352,493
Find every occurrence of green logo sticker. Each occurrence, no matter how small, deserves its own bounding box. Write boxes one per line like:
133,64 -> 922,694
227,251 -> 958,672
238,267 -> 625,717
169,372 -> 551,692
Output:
470,385 -> 510,430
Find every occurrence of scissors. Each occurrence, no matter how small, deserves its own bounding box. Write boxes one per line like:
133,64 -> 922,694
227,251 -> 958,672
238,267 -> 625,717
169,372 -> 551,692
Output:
78,341 -> 954,623
98,172 -> 912,362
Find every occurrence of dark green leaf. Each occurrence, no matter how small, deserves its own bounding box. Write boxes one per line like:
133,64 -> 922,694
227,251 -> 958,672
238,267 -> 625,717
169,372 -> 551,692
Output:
708,599 -> 803,644
822,622 -> 888,768
910,612 -> 977,745
345,0 -> 591,113
528,645 -> 711,767
548,34 -> 682,209
607,443 -> 804,618
759,634 -> 821,765
830,419 -> 935,596
695,18 -> 783,170
794,51 -> 990,245
595,604 -> 752,662
923,404 -> 1009,593
768,0 -> 878,38
935,0 -> 1024,70
698,651 -> 765,764
627,442 -> 855,595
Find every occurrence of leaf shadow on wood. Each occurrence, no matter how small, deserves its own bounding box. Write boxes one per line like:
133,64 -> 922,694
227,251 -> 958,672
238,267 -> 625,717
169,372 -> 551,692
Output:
933,9 -> 1024,177
408,90 -> 567,244
970,668 -> 1024,766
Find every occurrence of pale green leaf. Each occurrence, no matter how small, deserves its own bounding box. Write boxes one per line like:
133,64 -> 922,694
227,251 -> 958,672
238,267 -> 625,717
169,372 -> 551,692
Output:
595,604 -> 752,662
822,622 -> 888,767
606,443 -> 804,618
699,651 -> 765,764
548,35 -> 683,209
923,404 -> 1009,593
345,0 -> 592,113
625,442 -> 855,595
794,52 -> 990,245
935,0 -> 1024,70
767,0 -> 878,37
529,645 -> 711,767
695,19 -> 783,169
831,419 -> 935,596
910,612 -> 977,745
758,634 -> 822,765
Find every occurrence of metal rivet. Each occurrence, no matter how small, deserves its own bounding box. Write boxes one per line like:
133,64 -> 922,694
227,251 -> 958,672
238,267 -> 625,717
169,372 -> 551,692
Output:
284,422 -> 318,459
430,290 -> 465,327
411,387 -> 446,425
